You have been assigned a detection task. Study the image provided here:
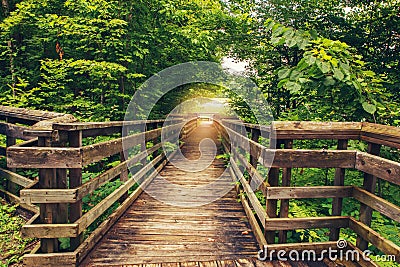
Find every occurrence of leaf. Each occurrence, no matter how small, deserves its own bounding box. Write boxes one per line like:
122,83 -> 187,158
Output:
323,77 -> 335,86
304,55 -> 316,65
277,68 -> 291,79
289,70 -> 301,80
285,81 -> 301,93
362,102 -> 376,114
317,60 -> 330,74
333,67 -> 345,81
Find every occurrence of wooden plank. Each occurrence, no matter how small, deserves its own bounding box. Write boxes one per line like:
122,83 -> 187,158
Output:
23,252 -> 76,267
262,149 -> 357,168
230,158 -> 267,226
0,167 -> 34,187
235,152 -> 269,191
69,130 -> 83,250
52,120 -> 166,131
353,187 -> 400,223
349,217 -> 400,262
357,143 -> 381,251
21,223 -> 79,238
7,147 -> 82,168
264,140 -> 279,244
229,164 -> 267,248
355,151 -> 400,186
0,105 -> 66,124
81,124 -> 180,166
278,139 -> 292,244
264,216 -> 349,231
0,122 -> 30,139
250,128 -> 261,168
6,133 -> 18,194
77,142 -> 164,200
239,193 -> 267,248
0,188 -> 39,213
20,188 -> 77,204
330,139 -> 348,241
76,153 -> 166,234
361,122 -> 400,148
29,115 -> 77,131
361,135 -> 400,149
36,136 -> 58,253
272,121 -> 362,139
265,186 -> 353,199
75,159 -> 169,265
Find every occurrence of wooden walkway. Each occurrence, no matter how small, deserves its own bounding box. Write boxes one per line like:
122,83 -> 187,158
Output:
80,122 -> 259,266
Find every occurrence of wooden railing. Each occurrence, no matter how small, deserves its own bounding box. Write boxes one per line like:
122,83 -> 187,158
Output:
3,105 -> 399,266
0,106 -> 76,213
215,120 -> 400,265
5,113 -> 197,266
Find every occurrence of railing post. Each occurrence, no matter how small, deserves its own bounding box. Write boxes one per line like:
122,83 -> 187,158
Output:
69,130 -> 83,250
265,139 -> 281,244
356,142 -> 381,251
54,131 -> 69,232
330,139 -> 348,240
6,131 -> 17,194
38,135 -> 59,253
140,123 -> 147,167
249,128 -> 260,169
278,139 -> 293,243
120,126 -> 129,202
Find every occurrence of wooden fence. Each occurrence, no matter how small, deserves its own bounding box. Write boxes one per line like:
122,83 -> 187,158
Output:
0,106 -> 76,213
216,120 -> 400,265
4,110 -> 197,266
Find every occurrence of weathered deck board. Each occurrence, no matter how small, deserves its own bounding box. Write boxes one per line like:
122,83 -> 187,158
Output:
80,122 -> 260,266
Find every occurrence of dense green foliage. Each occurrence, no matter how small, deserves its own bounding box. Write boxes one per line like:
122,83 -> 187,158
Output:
0,0 -> 226,120
225,0 -> 399,123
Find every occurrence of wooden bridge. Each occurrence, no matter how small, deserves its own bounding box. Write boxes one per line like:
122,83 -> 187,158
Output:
1,106 -> 400,266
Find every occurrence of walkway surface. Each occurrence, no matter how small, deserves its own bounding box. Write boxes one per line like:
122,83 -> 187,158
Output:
81,122 -> 260,266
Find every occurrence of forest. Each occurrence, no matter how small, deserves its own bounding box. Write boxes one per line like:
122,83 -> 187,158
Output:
0,0 -> 399,266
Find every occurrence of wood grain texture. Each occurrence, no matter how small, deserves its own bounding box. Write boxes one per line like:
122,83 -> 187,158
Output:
264,216 -> 349,231
353,187 -> 400,223
7,147 -> 82,168
361,122 -> 400,149
349,218 -> 400,262
355,152 -> 400,185
80,124 -> 259,266
271,121 -> 362,140
265,186 -> 353,200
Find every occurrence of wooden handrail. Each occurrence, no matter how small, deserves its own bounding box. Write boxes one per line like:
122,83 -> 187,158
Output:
216,119 -> 400,264
8,116 -> 195,263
